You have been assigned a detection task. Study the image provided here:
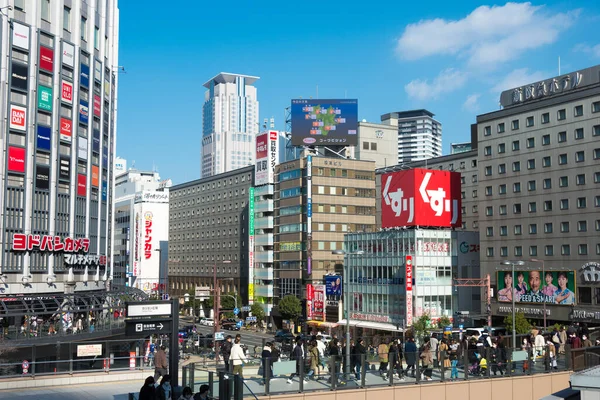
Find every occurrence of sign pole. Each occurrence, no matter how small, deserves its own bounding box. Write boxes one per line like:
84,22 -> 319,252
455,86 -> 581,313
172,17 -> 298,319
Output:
169,297 -> 179,386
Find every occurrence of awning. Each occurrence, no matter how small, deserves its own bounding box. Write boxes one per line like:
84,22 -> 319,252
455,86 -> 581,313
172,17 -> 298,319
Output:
308,321 -> 338,328
337,319 -> 404,332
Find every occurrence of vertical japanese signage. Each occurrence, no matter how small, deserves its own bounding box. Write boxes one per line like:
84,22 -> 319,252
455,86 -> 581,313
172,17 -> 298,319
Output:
77,174 -> 87,197
313,284 -> 325,321
93,94 -> 101,117
144,212 -> 153,259
38,85 -> 53,111
39,46 -> 54,72
91,165 -> 99,187
406,255 -> 413,326
306,284 -> 314,320
248,187 -> 255,304
306,155 -> 313,275
255,131 -> 279,186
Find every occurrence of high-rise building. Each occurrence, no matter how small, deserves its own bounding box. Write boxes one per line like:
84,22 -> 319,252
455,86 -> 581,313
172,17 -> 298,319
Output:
381,109 -> 442,163
355,121 -> 398,169
0,1 -> 119,295
201,73 -> 259,178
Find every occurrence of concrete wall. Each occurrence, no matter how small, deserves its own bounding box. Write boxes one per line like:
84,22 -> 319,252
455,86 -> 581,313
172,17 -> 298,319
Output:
260,371 -> 571,400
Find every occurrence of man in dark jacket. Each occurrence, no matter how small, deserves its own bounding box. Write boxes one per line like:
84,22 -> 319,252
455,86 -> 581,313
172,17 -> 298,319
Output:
287,337 -> 307,384
221,335 -> 233,372
404,338 -> 417,377
353,338 -> 367,381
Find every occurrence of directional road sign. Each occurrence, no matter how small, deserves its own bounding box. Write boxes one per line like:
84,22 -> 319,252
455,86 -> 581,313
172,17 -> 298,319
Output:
241,306 -> 251,312
236,321 -> 243,329
126,319 -> 172,336
233,307 -> 240,315
214,332 -> 225,341
127,302 -> 172,318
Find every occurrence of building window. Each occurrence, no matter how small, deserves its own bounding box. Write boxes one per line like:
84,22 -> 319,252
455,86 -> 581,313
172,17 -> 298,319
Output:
558,154 -> 567,165
317,167 -> 324,176
579,244 -> 588,255
499,205 -> 507,215
543,178 -> 552,189
341,169 -> 348,177
486,227 -> 494,237
512,161 -> 520,172
485,166 -> 492,176
515,246 -> 523,256
529,224 -> 537,234
512,120 -> 519,130
530,246 -> 538,256
362,142 -> 369,150
484,146 -> 492,156
485,186 -> 492,196
545,245 -> 554,256
513,182 -> 521,193
94,27 -> 100,49
579,287 -> 592,305
526,116 -> 534,127
500,247 -> 508,257
578,221 -> 587,232
593,101 -> 600,113
541,112 -> 550,124
513,203 -> 521,214
500,226 -> 507,236
498,164 -> 506,174
558,131 -> 567,143
81,17 -> 87,41
472,189 -> 478,198
485,207 -> 493,216
559,176 -> 568,187
557,109 -> 566,120
498,123 -> 505,133
560,199 -> 569,210
576,174 -> 586,185
472,205 -> 478,213
512,140 -> 520,151
542,134 -> 550,145
527,159 -> 535,170
596,172 -> 600,183
577,197 -> 587,208
561,221 -> 570,233
544,200 -> 552,211
544,223 -> 553,233
594,149 -> 600,160
596,196 -> 600,207
486,247 -> 494,257
561,245 -> 570,256
499,184 -> 507,194
542,156 -> 551,167
484,126 -> 491,136
63,6 -> 71,31
515,225 -> 522,235
574,105 -> 584,117
472,174 -> 478,183
370,142 -> 377,151
575,151 -> 585,163
575,128 -> 584,140
498,143 -> 506,153
527,180 -> 536,191
528,202 -> 536,213
41,0 -> 50,21
594,125 -> 600,137
526,138 -> 535,148
330,169 -> 336,177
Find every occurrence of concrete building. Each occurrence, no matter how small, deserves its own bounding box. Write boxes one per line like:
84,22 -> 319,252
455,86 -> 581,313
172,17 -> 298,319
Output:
0,0 -> 119,295
274,155 -> 376,303
381,109 -> 442,163
113,168 -> 171,292
168,166 -> 254,303
200,73 -> 259,178
478,65 -> 600,325
355,121 -> 398,169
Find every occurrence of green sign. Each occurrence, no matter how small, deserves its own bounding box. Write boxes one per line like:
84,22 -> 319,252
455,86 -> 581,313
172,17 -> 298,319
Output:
38,85 -> 53,111
248,187 -> 255,235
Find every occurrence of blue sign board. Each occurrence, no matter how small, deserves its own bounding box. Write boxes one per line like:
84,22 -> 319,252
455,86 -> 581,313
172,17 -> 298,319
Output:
101,180 -> 107,201
236,321 -> 243,328
233,308 -> 240,316
307,198 -> 312,218
36,125 -> 51,152
79,100 -> 89,125
80,64 -> 90,88
325,275 -> 342,296
93,129 -> 100,152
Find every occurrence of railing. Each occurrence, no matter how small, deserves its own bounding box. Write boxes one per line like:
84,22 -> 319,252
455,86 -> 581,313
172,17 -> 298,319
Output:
1,317 -> 126,342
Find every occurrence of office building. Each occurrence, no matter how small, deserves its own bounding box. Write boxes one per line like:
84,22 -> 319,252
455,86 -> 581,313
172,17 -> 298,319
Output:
274,155 -> 376,304
381,109 -> 442,163
478,65 -> 600,324
201,73 -> 259,178
113,167 -> 171,291
0,0 -> 119,295
355,121 -> 398,169
168,166 -> 254,303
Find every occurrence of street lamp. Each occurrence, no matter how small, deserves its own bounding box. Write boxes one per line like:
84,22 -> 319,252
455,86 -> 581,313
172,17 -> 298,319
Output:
530,258 -> 546,330
332,249 -> 364,377
500,260 -> 525,348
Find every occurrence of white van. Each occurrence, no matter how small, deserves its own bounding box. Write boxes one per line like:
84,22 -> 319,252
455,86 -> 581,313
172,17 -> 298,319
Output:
202,318 -> 215,327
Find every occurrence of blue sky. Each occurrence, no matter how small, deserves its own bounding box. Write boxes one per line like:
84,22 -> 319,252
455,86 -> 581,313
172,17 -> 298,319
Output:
116,1 -> 600,184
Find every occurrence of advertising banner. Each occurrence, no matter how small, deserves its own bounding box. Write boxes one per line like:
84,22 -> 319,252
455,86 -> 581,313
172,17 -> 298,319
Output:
39,46 -> 54,72
59,155 -> 71,181
382,168 -> 462,228
60,117 -> 72,142
37,125 -> 51,151
313,284 -> 325,321
91,165 -> 99,187
61,81 -> 73,104
248,187 -> 255,304
255,131 -> 278,186
11,61 -> 28,91
80,64 -> 90,88
38,85 -> 53,111
325,275 -> 342,296
12,22 -> 30,50
102,145 -> 108,166
406,255 -> 413,326
102,180 -> 107,201
79,100 -> 89,125
291,99 -> 358,146
306,284 -> 314,320
497,270 -> 576,305
7,146 -> 26,173
93,95 -> 101,117
35,165 -> 50,190
62,42 -> 75,67
77,174 -> 87,197
93,129 -> 100,152
78,138 -> 88,159
9,104 -> 27,131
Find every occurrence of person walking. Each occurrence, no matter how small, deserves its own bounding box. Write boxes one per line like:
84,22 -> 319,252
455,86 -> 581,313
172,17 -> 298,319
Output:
378,338 -> 390,379
430,333 -> 439,368
221,335 -> 233,372
230,336 -> 248,379
490,341 -> 504,376
287,337 -> 308,384
307,339 -> 321,380
261,342 -> 273,385
156,374 -> 172,400
139,376 -> 157,400
353,338 -> 367,381
154,345 -> 168,382
420,343 -> 434,381
328,338 -> 343,384
404,337 -> 417,378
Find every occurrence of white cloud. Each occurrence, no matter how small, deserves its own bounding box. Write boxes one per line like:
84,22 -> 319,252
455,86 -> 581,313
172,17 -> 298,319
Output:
462,94 -> 480,112
574,43 -> 600,58
404,69 -> 467,101
396,3 -> 579,66
491,68 -> 548,94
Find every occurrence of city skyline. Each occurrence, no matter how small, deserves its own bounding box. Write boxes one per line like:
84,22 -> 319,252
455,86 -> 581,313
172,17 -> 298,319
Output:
116,1 -> 600,184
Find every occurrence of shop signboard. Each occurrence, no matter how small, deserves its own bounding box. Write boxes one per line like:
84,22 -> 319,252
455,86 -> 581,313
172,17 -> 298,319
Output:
38,85 -> 53,111
325,275 -> 342,296
406,255 -> 413,326
313,284 -> 325,321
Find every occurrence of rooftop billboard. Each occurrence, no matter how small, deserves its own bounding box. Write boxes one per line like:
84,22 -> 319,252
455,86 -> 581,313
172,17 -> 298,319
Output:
291,99 -> 358,146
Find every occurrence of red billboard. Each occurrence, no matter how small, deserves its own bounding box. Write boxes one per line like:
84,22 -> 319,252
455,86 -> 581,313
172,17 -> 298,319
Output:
7,146 -> 26,173
93,95 -> 101,117
39,46 -> 54,72
61,81 -> 73,104
256,133 -> 268,159
60,117 -> 72,142
77,174 -> 87,197
382,168 -> 462,228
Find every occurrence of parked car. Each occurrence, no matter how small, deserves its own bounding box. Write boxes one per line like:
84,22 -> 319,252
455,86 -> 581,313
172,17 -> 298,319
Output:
202,318 -> 215,327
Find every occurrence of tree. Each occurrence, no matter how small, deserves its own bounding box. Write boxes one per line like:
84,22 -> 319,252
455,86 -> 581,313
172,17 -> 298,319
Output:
250,303 -> 265,322
437,316 -> 452,329
503,312 -> 532,334
220,292 -> 242,319
410,314 -> 431,342
278,295 -> 302,321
